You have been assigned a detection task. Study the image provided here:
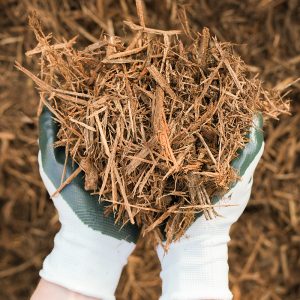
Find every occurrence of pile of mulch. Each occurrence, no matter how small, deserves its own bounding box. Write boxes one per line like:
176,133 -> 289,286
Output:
18,9 -> 287,247
1,1 -> 299,300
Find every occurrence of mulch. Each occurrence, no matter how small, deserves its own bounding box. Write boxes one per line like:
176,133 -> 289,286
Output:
0,1 -> 299,299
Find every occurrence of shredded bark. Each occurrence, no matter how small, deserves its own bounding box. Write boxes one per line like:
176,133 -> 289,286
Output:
17,10 -> 289,248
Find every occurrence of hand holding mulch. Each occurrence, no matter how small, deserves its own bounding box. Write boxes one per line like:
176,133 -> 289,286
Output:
17,10 -> 289,249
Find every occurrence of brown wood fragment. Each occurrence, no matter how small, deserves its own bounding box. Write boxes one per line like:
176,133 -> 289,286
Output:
51,167 -> 82,198
147,65 -> 180,104
152,87 -> 178,167
80,157 -> 98,190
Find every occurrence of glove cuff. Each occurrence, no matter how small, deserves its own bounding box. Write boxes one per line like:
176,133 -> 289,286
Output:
40,215 -> 134,300
157,235 -> 232,300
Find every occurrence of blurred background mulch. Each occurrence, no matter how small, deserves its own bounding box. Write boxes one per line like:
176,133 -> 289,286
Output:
0,1 -> 299,299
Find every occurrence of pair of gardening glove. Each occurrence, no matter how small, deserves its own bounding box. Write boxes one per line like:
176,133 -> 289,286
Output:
37,107 -> 264,300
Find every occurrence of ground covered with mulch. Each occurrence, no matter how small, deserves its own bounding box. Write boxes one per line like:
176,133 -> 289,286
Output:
1,1 -> 299,300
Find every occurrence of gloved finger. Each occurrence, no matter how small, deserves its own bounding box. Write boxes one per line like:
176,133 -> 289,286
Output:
231,113 -> 264,178
38,106 -> 71,190
39,106 -> 61,160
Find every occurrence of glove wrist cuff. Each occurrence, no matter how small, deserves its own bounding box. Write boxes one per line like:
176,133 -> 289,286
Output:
40,226 -> 134,300
158,236 -> 232,300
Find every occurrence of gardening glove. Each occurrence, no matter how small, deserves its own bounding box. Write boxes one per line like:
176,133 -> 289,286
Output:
157,115 -> 264,300
38,107 -> 139,300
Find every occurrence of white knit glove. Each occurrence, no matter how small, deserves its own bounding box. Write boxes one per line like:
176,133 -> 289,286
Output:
157,118 -> 264,300
38,108 -> 139,300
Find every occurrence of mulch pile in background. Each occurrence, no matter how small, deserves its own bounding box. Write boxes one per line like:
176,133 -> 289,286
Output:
0,1 -> 299,300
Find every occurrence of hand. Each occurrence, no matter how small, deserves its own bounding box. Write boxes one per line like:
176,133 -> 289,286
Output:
33,107 -> 139,300
157,115 -> 264,300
